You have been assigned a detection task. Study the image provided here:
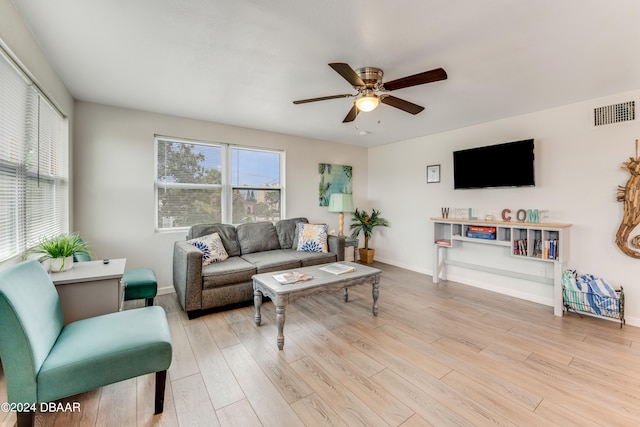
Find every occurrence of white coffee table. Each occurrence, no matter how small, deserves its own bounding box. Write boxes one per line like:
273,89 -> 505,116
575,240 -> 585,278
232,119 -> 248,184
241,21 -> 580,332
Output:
252,261 -> 381,350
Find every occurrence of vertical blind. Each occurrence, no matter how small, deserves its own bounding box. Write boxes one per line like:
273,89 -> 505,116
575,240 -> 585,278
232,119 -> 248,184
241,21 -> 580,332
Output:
0,49 -> 68,261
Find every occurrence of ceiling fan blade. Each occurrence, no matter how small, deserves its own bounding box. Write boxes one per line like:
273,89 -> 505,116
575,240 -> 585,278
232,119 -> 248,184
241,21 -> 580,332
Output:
329,63 -> 365,87
293,94 -> 352,104
383,67 -> 447,91
381,95 -> 425,115
342,104 -> 359,123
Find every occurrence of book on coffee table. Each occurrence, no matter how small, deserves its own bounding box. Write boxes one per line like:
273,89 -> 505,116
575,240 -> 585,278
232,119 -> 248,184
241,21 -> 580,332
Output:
272,271 -> 313,285
319,263 -> 355,275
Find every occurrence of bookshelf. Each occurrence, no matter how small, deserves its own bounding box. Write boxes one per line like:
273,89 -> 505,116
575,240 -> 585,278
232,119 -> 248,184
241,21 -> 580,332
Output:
431,218 -> 571,316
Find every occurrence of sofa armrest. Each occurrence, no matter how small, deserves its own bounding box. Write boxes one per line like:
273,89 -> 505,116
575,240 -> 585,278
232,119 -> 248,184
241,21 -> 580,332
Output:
327,235 -> 346,261
173,241 -> 203,312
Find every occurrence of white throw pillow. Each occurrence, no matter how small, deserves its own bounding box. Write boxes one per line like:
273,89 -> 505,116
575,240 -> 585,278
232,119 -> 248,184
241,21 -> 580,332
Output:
186,232 -> 229,265
296,223 -> 328,253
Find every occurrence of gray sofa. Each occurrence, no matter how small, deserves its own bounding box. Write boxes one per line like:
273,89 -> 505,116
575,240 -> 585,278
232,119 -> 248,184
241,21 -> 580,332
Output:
173,217 -> 345,318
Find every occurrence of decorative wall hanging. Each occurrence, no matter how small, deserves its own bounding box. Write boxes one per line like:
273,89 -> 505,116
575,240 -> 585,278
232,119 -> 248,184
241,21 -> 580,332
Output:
319,163 -> 352,206
427,164 -> 440,183
616,139 -> 640,258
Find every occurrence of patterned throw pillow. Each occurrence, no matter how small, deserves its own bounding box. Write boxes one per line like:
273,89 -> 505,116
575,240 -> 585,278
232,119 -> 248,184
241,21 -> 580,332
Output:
186,232 -> 229,265
296,223 -> 328,253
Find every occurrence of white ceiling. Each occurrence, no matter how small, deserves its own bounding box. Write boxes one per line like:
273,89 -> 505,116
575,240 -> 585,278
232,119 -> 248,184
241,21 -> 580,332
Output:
10,0 -> 640,147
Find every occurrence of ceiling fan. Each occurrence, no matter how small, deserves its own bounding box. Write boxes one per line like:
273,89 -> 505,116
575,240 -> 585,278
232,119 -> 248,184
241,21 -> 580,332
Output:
293,63 -> 447,123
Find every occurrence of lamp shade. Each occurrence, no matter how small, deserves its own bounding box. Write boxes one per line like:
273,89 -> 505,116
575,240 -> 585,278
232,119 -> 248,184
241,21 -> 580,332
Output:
328,193 -> 354,213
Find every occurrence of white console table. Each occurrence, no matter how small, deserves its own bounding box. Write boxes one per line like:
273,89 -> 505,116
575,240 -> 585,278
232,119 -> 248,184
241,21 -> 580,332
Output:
50,258 -> 126,324
431,218 -> 571,316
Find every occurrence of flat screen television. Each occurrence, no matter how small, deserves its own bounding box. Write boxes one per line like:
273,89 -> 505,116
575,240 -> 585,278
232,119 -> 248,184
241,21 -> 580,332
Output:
453,139 -> 535,189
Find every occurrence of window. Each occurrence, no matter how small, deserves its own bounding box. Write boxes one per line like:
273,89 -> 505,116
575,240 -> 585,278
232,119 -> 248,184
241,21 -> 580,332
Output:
231,147 -> 281,224
0,49 -> 69,262
155,136 -> 282,230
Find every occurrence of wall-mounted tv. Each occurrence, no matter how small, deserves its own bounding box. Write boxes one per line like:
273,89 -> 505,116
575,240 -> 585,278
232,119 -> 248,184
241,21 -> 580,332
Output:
453,139 -> 535,189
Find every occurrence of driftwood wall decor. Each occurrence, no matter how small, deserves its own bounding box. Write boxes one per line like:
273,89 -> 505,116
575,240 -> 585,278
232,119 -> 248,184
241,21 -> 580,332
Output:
616,139 -> 640,258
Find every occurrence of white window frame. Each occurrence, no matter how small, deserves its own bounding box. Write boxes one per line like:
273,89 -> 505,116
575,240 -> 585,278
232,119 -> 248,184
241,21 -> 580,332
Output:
154,136 -> 284,230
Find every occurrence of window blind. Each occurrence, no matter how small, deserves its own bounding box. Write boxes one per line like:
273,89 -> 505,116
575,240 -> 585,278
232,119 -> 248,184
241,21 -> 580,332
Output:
0,48 -> 68,261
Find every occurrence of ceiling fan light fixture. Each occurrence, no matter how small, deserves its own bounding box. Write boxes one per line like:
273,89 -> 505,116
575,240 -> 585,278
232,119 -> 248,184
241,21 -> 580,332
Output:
355,89 -> 379,112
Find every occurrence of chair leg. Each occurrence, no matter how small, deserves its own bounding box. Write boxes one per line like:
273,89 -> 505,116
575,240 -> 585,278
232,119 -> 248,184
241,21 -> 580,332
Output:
17,410 -> 34,427
155,370 -> 167,414
145,297 -> 154,306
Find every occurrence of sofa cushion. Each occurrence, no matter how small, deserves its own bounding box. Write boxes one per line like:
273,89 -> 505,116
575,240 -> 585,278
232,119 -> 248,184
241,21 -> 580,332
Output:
240,250 -> 301,273
202,257 -> 256,289
275,217 -> 308,249
188,224 -> 241,257
296,223 -> 329,253
186,232 -> 229,265
283,249 -> 337,267
236,222 -> 281,254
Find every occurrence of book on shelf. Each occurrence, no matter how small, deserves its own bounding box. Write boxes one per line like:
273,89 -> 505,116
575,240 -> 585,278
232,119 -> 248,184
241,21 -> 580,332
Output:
542,239 -> 558,260
466,231 -> 496,240
467,226 -> 497,233
513,239 -> 528,255
319,263 -> 355,275
272,271 -> 313,285
435,239 -> 452,246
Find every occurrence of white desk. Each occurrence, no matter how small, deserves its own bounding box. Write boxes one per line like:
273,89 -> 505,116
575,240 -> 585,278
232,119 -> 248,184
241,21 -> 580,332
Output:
50,258 -> 126,324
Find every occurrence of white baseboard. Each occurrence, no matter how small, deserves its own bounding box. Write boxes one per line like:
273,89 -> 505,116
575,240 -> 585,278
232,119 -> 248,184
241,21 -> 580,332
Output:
158,286 -> 175,296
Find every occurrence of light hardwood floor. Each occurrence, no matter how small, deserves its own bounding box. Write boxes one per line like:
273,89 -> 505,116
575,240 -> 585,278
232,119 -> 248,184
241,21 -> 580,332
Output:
2,262 -> 640,426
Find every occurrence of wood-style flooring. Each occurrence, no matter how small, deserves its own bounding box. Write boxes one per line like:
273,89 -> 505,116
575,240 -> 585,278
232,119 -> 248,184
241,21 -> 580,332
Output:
2,262 -> 640,426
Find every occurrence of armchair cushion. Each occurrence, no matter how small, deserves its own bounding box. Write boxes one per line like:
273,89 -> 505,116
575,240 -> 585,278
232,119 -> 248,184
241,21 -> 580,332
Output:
37,306 -> 171,402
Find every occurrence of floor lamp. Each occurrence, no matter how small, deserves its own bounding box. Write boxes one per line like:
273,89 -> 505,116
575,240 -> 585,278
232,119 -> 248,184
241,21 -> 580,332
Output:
328,193 -> 355,236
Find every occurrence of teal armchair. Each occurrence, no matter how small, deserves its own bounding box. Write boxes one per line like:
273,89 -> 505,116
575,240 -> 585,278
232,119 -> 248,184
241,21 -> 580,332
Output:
0,260 -> 173,426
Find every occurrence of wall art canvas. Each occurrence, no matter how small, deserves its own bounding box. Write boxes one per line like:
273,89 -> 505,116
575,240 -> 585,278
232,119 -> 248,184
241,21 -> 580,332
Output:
319,163 -> 352,206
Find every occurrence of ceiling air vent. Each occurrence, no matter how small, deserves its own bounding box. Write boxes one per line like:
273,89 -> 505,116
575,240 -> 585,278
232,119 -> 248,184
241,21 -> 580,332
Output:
594,101 -> 635,126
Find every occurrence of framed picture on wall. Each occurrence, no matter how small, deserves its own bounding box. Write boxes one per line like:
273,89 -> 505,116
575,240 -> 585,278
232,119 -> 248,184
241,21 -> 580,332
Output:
427,164 -> 440,183
319,163 -> 353,206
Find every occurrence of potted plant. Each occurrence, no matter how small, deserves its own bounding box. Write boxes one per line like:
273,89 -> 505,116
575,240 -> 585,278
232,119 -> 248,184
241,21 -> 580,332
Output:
27,233 -> 90,272
349,208 -> 390,264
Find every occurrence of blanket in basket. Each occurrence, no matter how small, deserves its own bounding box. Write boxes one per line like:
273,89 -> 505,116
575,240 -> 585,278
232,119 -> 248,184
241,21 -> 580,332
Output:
562,270 -> 619,316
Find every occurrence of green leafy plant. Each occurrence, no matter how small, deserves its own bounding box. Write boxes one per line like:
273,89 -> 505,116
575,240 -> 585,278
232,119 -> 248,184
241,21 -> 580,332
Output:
349,208 -> 390,250
27,233 -> 90,269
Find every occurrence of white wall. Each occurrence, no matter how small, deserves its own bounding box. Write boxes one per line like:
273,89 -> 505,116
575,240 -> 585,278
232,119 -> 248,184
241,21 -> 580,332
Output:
73,101 -> 368,292
369,89 -> 640,325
